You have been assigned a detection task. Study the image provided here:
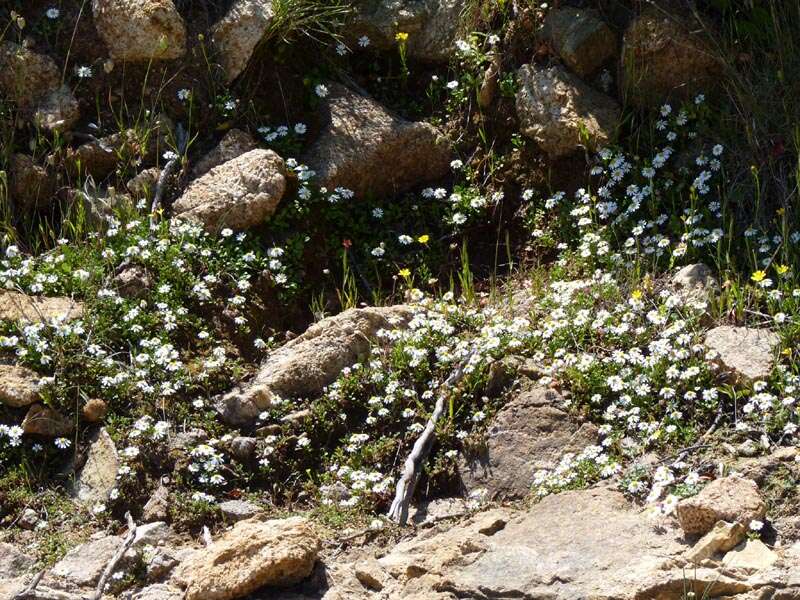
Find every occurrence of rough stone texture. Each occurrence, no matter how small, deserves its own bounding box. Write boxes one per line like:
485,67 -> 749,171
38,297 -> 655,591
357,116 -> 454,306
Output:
81,398 -> 108,422
218,305 -> 411,425
132,584 -> 184,600
622,10 -> 720,107
0,290 -> 84,323
173,149 -> 287,231
9,153 -> 57,211
0,364 -> 42,407
0,542 -> 32,577
193,129 -> 259,178
459,386 -> 598,500
516,64 -> 620,158
33,85 -> 81,132
114,265 -> 154,299
671,262 -> 717,298
722,539 -> 779,573
677,476 -> 767,535
73,428 -> 119,504
541,8 -> 618,77
0,42 -> 60,108
92,0 -> 187,61
303,84 -> 450,199
705,326 -> 780,382
172,516 -> 320,600
22,404 -> 74,437
228,436 -> 258,461
127,167 -> 162,198
219,499 -> 262,522
142,483 -> 170,522
684,520 -> 746,563
349,0 -> 463,62
213,0 -> 275,83
51,534 -> 123,587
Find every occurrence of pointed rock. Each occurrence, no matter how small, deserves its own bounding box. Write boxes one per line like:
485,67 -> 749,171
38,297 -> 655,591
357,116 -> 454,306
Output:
73,428 -> 119,504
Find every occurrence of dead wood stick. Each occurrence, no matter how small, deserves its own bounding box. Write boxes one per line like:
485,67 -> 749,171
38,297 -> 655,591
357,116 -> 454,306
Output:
387,350 -> 476,525
90,512 -> 137,600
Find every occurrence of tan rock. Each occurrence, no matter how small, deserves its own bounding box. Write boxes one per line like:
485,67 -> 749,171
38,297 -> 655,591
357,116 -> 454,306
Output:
0,364 -> 42,407
73,428 -> 119,504
677,476 -> 766,535
81,398 -> 108,423
459,385 -> 598,500
173,149 -> 286,231
684,520 -> 746,563
303,84 -> 450,199
541,8 -> 617,77
127,167 -> 162,198
671,263 -> 717,298
33,85 -> 81,132
172,516 -> 320,600
9,154 -> 57,211
218,305 -> 412,425
722,539 -> 778,573
0,290 -> 84,323
92,0 -> 187,61
213,0 -> 275,83
354,557 -> 386,591
622,9 -> 720,107
705,326 -> 779,382
516,64 -> 620,158
193,129 -> 259,177
0,42 -> 60,109
22,404 -> 74,437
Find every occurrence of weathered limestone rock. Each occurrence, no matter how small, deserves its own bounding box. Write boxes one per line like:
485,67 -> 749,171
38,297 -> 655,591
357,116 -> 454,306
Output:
303,84 -> 450,199
459,386 -> 598,500
9,154 -> 58,211
173,149 -> 287,231
219,499 -> 262,522
172,517 -> 320,600
541,8 -> 617,77
516,64 -> 620,158
193,129 -> 259,177
213,0 -> 275,83
218,305 -> 411,425
705,326 -> 779,382
92,0 -> 187,61
0,290 -> 84,324
73,428 -> 119,504
349,0 -> 464,62
622,10 -> 720,107
22,404 -> 74,437
0,542 -> 32,577
0,364 -> 42,407
684,520 -> 746,563
51,534 -> 123,587
722,539 -> 779,573
671,262 -> 717,299
677,476 -> 766,535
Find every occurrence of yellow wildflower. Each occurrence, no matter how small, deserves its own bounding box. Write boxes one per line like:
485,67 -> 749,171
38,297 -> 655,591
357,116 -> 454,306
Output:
751,270 -> 766,282
631,289 -> 643,300
398,268 -> 411,278
418,234 -> 430,244
775,264 -> 790,275
395,32 -> 409,42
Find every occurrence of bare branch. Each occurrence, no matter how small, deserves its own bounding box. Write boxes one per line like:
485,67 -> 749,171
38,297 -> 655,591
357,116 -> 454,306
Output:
90,512 -> 137,600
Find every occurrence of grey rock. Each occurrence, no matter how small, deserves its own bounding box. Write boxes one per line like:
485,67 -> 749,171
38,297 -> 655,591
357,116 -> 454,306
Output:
142,483 -> 170,523
459,386 -> 598,500
33,85 -> 80,132
173,149 -> 287,232
228,436 -> 257,461
516,64 -> 620,158
219,499 -> 262,522
73,428 -> 119,504
51,534 -> 123,587
213,0 -> 275,83
134,521 -> 172,547
671,262 -> 717,298
114,265 -> 154,299
92,0 -> 186,61
0,542 -> 32,578
705,326 -> 779,382
131,583 -> 184,600
303,84 -> 450,200
193,129 -> 259,178
541,8 -> 617,77
19,508 -> 39,530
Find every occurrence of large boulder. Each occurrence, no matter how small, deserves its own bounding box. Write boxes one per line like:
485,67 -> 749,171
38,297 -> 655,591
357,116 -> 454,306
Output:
213,0 -> 275,83
172,149 -> 287,232
50,534 -> 123,587
459,386 -> 598,500
172,517 -> 320,600
704,326 -> 779,382
73,428 -> 120,505
92,0 -> 187,61
516,64 -> 620,158
192,129 -> 259,178
0,290 -> 84,323
303,84 -> 450,199
540,8 -> 617,77
621,10 -> 720,107
348,0 -> 464,62
0,42 -> 79,132
9,153 -> 58,212
676,476 -> 767,536
218,305 -> 411,425
0,364 -> 42,408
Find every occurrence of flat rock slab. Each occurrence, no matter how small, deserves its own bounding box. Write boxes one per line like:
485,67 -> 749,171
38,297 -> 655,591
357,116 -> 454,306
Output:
0,364 -> 42,407
677,475 -> 766,535
0,290 -> 83,323
704,326 -> 779,382
459,385 -> 598,500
